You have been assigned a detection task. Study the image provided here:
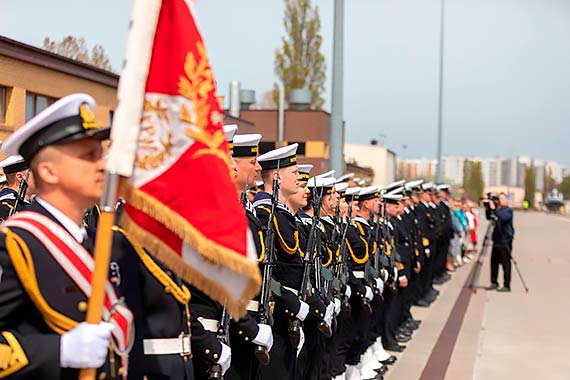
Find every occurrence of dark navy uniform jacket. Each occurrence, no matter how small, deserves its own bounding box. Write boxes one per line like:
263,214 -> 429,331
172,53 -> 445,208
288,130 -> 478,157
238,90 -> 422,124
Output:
0,188 -> 30,221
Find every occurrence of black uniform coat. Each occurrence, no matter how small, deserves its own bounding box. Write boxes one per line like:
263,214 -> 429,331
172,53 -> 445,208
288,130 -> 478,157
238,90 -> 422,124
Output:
0,202 -> 144,380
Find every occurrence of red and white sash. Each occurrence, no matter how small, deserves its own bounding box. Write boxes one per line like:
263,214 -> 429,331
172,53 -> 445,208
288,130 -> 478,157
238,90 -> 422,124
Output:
3,211 -> 134,356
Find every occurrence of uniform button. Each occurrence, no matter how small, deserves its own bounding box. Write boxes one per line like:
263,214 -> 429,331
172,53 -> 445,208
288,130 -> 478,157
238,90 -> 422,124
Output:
315,309 -> 319,314
238,330 -> 243,335
98,372 -> 107,380
213,353 -> 219,360
284,309 -> 289,314
244,337 -> 249,342
205,349 -> 211,355
118,368 -> 124,376
77,301 -> 88,313
164,287 -> 171,294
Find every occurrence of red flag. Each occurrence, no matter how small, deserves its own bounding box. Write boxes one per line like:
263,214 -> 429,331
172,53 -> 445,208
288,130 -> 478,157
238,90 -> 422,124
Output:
107,0 -> 260,317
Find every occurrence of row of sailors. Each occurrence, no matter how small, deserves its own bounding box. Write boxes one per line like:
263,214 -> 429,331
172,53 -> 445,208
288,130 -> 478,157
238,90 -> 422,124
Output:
0,93 -> 455,380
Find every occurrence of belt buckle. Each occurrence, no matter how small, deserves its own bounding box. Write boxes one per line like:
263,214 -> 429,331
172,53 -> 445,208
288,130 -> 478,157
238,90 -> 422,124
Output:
179,332 -> 192,357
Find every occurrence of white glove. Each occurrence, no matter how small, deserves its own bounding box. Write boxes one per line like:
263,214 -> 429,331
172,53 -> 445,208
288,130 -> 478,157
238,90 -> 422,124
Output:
364,286 -> 374,301
375,278 -> 384,294
382,270 -> 389,282
60,322 -> 114,368
324,303 -> 335,328
296,327 -> 305,357
252,324 -> 274,351
344,285 -> 352,299
296,300 -> 310,321
218,343 -> 232,375
333,298 -> 341,315
393,267 -> 398,279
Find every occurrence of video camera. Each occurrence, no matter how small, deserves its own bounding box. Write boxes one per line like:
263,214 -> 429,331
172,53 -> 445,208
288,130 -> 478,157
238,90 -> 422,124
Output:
481,192 -> 499,221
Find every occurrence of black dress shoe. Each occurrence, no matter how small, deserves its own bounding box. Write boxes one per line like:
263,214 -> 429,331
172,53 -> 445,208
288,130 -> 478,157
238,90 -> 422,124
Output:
397,330 -> 412,338
486,283 -> 499,290
380,355 -> 398,365
414,299 -> 430,307
385,344 -> 406,352
395,333 -> 411,343
404,322 -> 420,330
375,365 -> 388,375
497,286 -> 511,292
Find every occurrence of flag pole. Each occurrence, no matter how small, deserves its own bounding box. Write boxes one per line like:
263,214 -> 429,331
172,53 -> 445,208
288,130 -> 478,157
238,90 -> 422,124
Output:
79,171 -> 120,380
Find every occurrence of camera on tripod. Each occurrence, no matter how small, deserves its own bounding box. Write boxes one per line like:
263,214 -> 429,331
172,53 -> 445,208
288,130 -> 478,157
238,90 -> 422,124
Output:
481,192 -> 499,221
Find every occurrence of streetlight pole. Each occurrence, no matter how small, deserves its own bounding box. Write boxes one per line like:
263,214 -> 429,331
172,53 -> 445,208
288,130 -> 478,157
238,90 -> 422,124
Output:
330,0 -> 344,173
436,0 -> 445,183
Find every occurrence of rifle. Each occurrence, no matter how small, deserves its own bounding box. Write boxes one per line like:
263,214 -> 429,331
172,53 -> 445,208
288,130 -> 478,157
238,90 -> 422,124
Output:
324,205 -> 342,302
9,169 -> 30,217
361,209 -> 376,313
254,170 -> 280,365
335,202 -> 353,315
381,203 -> 398,293
291,183 -> 332,341
208,305 -> 230,380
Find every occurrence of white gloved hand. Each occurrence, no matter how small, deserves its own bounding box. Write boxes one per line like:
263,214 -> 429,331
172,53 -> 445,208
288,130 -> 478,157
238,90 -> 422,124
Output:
60,322 -> 114,368
325,303 -> 335,328
218,343 -> 232,375
344,285 -> 352,299
382,270 -> 389,282
375,278 -> 384,294
252,324 -> 274,351
393,267 -> 398,279
364,286 -> 374,301
333,298 -> 341,315
296,327 -> 305,357
296,300 -> 310,321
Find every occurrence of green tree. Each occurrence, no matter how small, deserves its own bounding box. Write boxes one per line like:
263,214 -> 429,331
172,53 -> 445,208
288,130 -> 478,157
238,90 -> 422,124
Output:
542,167 -> 557,200
462,160 -> 484,201
524,166 -> 536,206
43,36 -> 113,72
273,0 -> 326,109
561,175 -> 570,199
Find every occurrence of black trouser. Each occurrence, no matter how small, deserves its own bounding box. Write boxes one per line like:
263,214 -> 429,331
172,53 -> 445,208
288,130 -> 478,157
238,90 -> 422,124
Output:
491,243 -> 512,288
346,296 -> 371,365
328,309 -> 353,377
381,289 -> 401,348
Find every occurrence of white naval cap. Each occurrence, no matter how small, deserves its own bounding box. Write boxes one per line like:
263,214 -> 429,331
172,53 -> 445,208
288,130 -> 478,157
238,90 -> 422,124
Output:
257,143 -> 298,170
232,133 -> 261,157
223,124 -> 238,146
384,186 -> 405,197
436,184 -> 451,192
405,179 -> 424,191
335,182 -> 349,193
384,179 -> 406,194
316,170 -> 336,179
422,181 -> 435,192
307,176 -> 336,189
359,185 -> 381,201
344,186 -> 362,200
0,155 -> 27,174
0,175 -> 6,184
2,93 -> 110,161
383,193 -> 403,204
336,173 -> 355,183
298,164 -> 314,181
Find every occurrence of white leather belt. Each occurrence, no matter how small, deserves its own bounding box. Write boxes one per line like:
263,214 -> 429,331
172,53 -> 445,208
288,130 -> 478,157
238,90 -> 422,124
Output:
197,317 -> 220,333
143,335 -> 191,355
247,300 -> 259,312
353,271 -> 365,279
283,286 -> 299,296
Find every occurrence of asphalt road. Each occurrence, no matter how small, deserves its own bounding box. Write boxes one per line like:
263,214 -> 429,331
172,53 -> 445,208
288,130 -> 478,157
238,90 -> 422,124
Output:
385,210 -> 570,380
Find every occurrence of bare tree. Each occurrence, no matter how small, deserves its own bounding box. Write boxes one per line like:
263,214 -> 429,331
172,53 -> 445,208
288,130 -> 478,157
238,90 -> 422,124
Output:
43,36 -> 113,72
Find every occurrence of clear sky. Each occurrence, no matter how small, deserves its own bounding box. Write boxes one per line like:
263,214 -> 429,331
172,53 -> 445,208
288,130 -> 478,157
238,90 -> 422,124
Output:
2,0 -> 569,165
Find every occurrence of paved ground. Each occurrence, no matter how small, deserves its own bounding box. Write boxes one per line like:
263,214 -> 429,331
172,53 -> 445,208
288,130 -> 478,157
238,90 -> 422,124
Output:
385,210 -> 570,380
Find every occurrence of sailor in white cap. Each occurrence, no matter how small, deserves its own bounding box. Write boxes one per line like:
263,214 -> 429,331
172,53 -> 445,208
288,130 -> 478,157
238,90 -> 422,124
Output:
0,93 -> 133,379
254,143 -> 310,380
0,155 -> 33,220
224,131 -> 274,380
287,163 -> 313,217
232,133 -> 262,198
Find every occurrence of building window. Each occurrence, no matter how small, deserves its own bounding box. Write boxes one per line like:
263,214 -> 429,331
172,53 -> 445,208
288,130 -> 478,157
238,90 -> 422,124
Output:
0,86 -> 7,124
25,92 -> 56,122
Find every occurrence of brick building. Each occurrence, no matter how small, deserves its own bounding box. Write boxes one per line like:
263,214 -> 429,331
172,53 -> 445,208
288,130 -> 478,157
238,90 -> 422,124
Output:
0,36 -> 118,151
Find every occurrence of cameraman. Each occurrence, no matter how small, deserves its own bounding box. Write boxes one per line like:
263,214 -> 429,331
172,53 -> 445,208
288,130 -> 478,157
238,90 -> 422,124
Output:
488,193 -> 515,292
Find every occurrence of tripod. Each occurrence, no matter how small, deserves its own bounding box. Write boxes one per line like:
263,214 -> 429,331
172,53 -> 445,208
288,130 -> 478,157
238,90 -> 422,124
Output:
468,217 -> 496,293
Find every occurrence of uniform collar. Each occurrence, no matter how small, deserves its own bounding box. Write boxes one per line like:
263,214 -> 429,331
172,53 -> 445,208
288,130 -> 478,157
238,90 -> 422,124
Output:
35,197 -> 87,243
